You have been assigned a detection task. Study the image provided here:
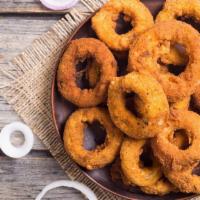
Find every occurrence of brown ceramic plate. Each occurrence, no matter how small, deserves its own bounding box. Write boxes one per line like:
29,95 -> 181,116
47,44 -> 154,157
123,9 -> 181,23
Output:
51,0 -> 197,199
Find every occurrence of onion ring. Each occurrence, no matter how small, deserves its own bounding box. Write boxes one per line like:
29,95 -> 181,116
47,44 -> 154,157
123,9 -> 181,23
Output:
35,180 -> 97,200
91,0 -> 154,51
164,163 -> 200,193
108,72 -> 169,139
140,177 -> 177,196
57,38 -> 117,107
120,138 -> 162,187
63,107 -> 123,170
156,0 -> 200,25
152,109 -> 200,171
156,0 -> 200,67
128,20 -> 200,103
40,0 -> 79,11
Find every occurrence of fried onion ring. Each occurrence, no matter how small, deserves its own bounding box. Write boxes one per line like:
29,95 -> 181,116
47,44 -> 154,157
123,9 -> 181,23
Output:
57,38 -> 117,107
164,163 -> 200,193
140,177 -> 177,196
108,72 -> 169,139
120,138 -> 162,187
128,20 -> 200,103
91,0 -> 154,51
152,109 -> 200,171
156,0 -> 200,69
63,107 -> 123,170
156,0 -> 200,25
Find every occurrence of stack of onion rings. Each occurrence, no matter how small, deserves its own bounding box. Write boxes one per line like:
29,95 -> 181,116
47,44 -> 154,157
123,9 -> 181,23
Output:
128,20 -> 200,103
58,0 -> 200,196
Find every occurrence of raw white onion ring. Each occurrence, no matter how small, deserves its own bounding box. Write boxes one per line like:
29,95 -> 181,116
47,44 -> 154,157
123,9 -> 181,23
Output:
35,180 -> 97,200
40,0 -> 79,10
0,122 -> 34,158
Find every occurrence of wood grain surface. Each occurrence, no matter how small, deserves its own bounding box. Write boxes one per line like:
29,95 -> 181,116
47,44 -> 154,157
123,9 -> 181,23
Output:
0,2 -> 85,199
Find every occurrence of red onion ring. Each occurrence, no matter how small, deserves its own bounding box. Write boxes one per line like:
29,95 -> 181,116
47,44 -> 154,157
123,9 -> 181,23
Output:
40,0 -> 79,10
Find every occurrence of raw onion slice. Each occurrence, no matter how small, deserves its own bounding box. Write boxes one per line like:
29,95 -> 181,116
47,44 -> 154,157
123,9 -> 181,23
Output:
35,180 -> 97,200
40,0 -> 79,11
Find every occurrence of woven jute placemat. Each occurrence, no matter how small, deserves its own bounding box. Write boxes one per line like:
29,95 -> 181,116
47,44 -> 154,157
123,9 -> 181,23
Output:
0,0 -> 123,199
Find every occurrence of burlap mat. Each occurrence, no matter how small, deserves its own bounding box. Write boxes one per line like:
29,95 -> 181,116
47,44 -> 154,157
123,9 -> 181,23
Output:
0,0 -> 123,199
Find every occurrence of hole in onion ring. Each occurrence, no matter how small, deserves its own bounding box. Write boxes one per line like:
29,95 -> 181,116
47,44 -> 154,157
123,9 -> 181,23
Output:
10,131 -> 25,147
192,163 -> 200,176
125,93 -> 143,119
84,121 -> 107,151
139,143 -> 153,168
176,16 -> 200,32
157,43 -> 188,76
171,129 -> 191,150
115,13 -> 133,35
76,58 -> 99,89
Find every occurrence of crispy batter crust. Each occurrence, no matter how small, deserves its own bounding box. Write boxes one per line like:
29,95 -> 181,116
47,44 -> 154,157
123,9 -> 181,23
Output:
108,72 -> 169,139
152,109 -> 200,171
91,0 -> 153,51
156,0 -> 200,23
164,163 -> 200,193
128,21 -> 200,102
156,0 -> 200,67
63,107 -> 123,170
120,138 -> 162,186
57,38 -> 117,107
140,178 -> 177,196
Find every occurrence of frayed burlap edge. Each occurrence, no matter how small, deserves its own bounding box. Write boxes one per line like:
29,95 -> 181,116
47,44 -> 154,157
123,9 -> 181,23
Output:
0,0 -> 123,199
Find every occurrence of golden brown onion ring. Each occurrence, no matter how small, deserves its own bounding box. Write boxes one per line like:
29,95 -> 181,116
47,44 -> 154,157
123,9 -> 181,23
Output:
128,21 -> 200,103
57,38 -> 117,107
120,138 -> 162,187
164,162 -> 200,193
140,177 -> 177,196
91,0 -> 154,51
152,109 -> 200,171
63,107 -> 123,170
108,72 -> 169,139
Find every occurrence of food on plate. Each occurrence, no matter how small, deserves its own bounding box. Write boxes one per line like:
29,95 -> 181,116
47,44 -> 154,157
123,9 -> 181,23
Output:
164,162 -> 200,193
91,0 -> 154,51
57,0 -> 200,196
140,177 -> 177,196
152,109 -> 200,171
120,138 -> 162,186
108,72 -> 169,139
63,107 -> 123,170
128,20 -> 200,103
57,38 -> 117,107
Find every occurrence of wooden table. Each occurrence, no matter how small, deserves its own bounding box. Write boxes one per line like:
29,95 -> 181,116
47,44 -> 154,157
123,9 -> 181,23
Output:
0,1 -> 85,199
